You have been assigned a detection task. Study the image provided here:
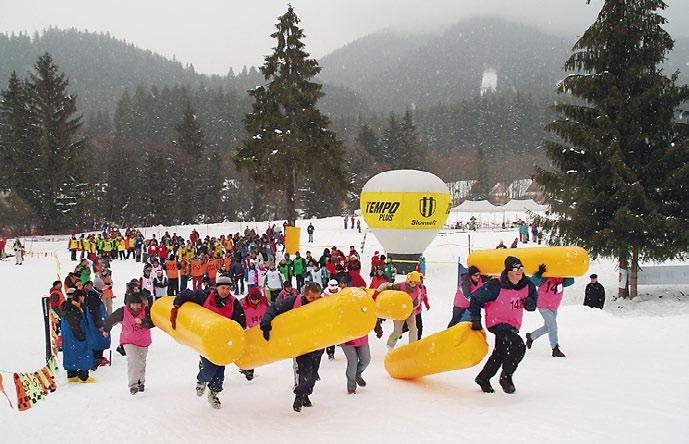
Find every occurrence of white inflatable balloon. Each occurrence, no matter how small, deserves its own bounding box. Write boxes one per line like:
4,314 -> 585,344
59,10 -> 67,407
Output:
360,170 -> 451,268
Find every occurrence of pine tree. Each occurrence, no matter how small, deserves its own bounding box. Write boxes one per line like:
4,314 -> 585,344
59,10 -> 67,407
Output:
397,108 -> 425,169
174,102 -> 207,223
1,53 -> 86,230
379,113 -> 400,168
236,5 -> 346,225
535,0 -> 689,298
357,122 -> 380,157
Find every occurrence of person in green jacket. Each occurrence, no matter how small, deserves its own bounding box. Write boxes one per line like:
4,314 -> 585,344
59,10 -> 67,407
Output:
278,257 -> 292,287
292,251 -> 307,293
383,257 -> 396,283
75,258 -> 92,284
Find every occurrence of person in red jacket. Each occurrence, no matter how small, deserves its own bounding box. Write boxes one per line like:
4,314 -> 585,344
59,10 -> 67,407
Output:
239,287 -> 269,381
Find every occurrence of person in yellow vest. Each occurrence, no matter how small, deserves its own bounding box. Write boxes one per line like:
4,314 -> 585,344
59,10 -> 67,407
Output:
103,237 -> 113,258
165,254 -> 180,296
117,237 -> 126,260
127,236 -> 136,259
89,238 -> 97,262
81,235 -> 90,260
68,235 -> 79,261
185,244 -> 195,262
177,244 -> 185,262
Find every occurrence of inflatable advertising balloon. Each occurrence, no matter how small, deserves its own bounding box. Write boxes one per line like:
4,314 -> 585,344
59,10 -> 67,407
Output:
360,170 -> 451,273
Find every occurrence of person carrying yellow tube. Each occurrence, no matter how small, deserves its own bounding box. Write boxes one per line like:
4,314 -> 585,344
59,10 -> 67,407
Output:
169,275 -> 246,409
376,271 -> 424,350
259,281 -> 324,413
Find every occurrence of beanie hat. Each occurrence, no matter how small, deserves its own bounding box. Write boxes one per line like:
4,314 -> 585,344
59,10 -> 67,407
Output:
124,292 -> 143,305
504,256 -> 523,271
248,287 -> 262,299
327,279 -> 338,289
590,274 -> 598,279
216,275 -> 232,286
468,266 -> 480,276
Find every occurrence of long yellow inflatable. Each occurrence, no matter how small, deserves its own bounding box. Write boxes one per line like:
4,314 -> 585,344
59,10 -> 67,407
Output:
151,296 -> 246,366
467,246 -> 590,277
364,288 -> 413,320
235,287 -> 376,370
384,322 -> 488,379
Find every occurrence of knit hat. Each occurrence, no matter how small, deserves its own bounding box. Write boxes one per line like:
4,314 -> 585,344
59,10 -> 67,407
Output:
590,274 -> 598,279
504,256 -> 523,271
248,287 -> 262,299
468,265 -> 480,276
216,275 -> 232,287
124,292 -> 143,305
65,287 -> 75,295
327,279 -> 338,289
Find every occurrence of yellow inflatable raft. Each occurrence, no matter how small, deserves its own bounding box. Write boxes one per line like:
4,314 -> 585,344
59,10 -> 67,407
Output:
151,296 -> 246,366
364,288 -> 414,320
384,322 -> 488,379
235,287 -> 376,370
467,246 -> 590,277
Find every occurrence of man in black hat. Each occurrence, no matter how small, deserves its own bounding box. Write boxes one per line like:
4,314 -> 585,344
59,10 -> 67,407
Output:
584,274 -> 605,309
469,256 -> 538,394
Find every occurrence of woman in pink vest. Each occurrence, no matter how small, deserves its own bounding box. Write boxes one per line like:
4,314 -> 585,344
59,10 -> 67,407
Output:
102,290 -> 154,395
376,271 -> 424,349
525,265 -> 574,357
239,287 -> 269,381
340,326 -> 370,394
448,265 -> 484,328
169,275 -> 246,409
469,256 -> 537,394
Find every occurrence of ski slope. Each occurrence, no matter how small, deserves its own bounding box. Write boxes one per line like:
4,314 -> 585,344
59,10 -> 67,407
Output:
1,217 -> 688,443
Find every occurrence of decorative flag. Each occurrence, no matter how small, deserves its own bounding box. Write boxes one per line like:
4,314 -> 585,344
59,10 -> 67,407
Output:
0,373 -> 13,409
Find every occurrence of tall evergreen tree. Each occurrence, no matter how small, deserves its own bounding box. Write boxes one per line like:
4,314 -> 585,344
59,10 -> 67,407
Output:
535,0 -> 689,298
397,108 -> 425,169
236,5 -> 346,225
0,53 -> 86,230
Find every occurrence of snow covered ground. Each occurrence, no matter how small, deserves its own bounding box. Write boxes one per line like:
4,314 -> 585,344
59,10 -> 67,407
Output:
1,217 -> 688,443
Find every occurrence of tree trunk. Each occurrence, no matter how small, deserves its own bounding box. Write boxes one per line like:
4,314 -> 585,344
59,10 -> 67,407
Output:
630,244 -> 639,299
618,251 -> 629,299
285,163 -> 297,226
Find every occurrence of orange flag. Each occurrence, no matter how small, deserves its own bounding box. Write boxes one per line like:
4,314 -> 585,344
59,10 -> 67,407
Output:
13,373 -> 31,412
0,373 -> 13,409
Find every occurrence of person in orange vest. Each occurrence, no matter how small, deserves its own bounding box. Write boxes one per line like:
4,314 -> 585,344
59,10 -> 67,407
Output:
190,256 -> 204,291
206,256 -> 219,286
165,254 -> 180,296
49,280 -> 65,349
179,259 -> 190,291
96,270 -> 115,316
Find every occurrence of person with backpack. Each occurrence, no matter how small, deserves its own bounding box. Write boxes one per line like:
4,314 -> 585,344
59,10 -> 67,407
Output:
469,256 -> 538,394
260,282 -> 324,412
102,290 -> 154,394
170,275 -> 246,409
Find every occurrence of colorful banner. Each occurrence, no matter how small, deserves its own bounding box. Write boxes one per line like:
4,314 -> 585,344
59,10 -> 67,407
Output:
0,373 -> 13,408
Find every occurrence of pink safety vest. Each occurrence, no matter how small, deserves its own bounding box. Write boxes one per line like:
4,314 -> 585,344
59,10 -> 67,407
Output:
485,285 -> 530,330
537,278 -> 565,310
120,306 -> 152,347
453,278 -> 483,309
203,291 -> 236,319
293,295 -> 303,309
399,282 -> 421,306
242,301 -> 268,328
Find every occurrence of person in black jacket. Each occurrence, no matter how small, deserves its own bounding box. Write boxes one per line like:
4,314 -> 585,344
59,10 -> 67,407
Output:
584,274 -> 605,309
170,275 -> 245,409
260,282 -> 323,412
469,256 -> 537,394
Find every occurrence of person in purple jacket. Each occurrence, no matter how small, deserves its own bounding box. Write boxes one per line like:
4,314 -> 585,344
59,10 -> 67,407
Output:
469,256 -> 537,394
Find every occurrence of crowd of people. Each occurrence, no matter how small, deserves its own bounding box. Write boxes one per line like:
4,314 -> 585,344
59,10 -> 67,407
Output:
45,223 -> 606,411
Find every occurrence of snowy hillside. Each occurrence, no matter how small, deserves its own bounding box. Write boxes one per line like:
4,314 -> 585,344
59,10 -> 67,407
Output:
1,217 -> 688,443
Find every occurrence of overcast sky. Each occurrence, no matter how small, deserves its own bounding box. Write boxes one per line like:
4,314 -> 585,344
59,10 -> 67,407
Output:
1,0 -> 688,75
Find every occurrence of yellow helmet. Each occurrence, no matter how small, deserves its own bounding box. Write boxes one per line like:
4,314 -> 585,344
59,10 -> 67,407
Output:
407,271 -> 422,283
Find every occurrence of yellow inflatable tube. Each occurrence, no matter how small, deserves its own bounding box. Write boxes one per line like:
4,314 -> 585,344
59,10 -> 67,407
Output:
364,288 -> 413,320
467,246 -> 590,277
384,322 -> 488,379
151,296 -> 246,366
236,287 -> 376,370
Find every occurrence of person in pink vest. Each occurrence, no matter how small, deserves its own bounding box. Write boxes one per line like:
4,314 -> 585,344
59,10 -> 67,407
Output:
340,311 -> 370,394
239,287 -> 269,381
102,290 -> 155,395
170,274 -> 246,409
525,265 -> 574,357
469,256 -> 537,394
376,271 -> 424,349
448,265 -> 484,328
260,282 -> 323,412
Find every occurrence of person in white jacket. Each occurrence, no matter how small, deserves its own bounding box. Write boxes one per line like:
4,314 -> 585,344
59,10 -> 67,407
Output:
152,269 -> 168,300
264,262 -> 284,303
13,239 -> 24,265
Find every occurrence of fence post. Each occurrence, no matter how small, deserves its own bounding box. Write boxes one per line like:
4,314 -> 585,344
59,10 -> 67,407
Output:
41,297 -> 51,362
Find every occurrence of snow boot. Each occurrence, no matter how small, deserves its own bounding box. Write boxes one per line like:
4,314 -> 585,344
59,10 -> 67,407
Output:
356,375 -> 367,387
196,381 -> 206,397
552,345 -> 566,357
244,370 -> 254,381
79,376 -> 96,384
67,376 -> 80,383
475,376 -> 495,393
293,395 -> 303,412
207,390 -> 221,409
499,375 -> 516,394
116,345 -> 126,356
138,382 -> 145,392
302,395 -> 312,407
525,333 -> 533,349
347,388 -> 356,394
130,386 -> 139,395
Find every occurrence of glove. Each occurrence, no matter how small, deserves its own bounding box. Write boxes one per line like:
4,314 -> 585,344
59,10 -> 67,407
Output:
523,298 -> 536,311
374,319 -> 383,338
170,306 -> 179,330
537,263 -> 547,275
424,301 -> 430,310
262,326 -> 271,341
471,318 -> 483,331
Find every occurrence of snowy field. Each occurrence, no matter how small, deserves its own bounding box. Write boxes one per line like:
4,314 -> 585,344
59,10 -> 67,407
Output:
1,217 -> 688,443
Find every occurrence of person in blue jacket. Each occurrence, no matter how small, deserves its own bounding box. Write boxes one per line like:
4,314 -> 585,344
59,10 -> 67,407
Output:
260,282 -> 323,413
469,256 -> 538,394
84,281 -> 111,369
61,290 -> 96,383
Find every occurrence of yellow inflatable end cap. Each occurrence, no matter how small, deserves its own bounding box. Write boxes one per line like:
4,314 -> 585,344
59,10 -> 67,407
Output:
467,246 -> 590,277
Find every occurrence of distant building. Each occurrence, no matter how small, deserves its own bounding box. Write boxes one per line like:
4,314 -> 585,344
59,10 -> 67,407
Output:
488,182 -> 509,205
523,180 -> 545,203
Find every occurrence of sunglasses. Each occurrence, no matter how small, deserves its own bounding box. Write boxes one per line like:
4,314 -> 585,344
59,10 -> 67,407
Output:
510,265 -> 524,272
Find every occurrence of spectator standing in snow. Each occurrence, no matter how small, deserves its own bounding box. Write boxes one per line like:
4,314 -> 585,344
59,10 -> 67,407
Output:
13,238 -> 24,265
584,274 -> 605,309
152,269 -> 168,300
307,223 -> 315,243
344,217 -> 348,229
470,256 -> 537,394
